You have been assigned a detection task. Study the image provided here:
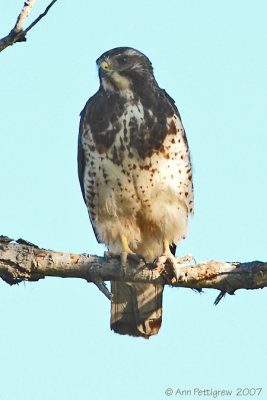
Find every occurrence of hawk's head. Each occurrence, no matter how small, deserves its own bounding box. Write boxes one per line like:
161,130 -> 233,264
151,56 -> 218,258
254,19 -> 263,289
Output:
96,47 -> 155,92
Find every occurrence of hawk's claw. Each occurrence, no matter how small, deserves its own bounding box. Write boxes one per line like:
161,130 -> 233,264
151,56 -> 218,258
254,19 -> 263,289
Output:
128,253 -> 146,264
121,252 -> 147,267
104,249 -> 146,267
104,250 -> 117,260
153,253 -> 178,284
153,253 -> 195,284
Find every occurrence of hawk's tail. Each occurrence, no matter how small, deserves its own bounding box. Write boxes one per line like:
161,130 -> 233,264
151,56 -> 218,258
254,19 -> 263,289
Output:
110,281 -> 164,338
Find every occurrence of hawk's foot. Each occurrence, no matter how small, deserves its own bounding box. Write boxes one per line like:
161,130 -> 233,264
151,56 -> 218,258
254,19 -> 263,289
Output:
154,253 -> 178,284
104,249 -> 146,267
121,251 -> 146,268
154,240 -> 195,284
104,250 -> 117,260
120,234 -> 146,267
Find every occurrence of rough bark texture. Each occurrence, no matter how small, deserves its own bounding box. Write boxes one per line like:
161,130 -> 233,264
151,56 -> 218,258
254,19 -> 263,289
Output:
0,236 -> 266,303
0,0 -> 58,52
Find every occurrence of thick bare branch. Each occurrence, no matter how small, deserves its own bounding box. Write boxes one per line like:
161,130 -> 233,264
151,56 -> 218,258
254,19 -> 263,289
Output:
0,236 -> 266,302
0,0 -> 58,53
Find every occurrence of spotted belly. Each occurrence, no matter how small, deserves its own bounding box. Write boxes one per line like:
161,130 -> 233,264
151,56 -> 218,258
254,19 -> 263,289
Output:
81,99 -> 193,258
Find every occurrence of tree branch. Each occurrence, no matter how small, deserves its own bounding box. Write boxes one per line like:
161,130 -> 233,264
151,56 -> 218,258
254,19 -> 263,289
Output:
0,236 -> 266,303
0,0 -> 58,53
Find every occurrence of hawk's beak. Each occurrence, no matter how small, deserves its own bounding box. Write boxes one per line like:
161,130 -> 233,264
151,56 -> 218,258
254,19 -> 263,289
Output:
99,60 -> 112,77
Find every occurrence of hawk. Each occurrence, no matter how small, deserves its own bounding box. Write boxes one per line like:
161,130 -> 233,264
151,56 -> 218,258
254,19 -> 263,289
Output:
78,47 -> 193,338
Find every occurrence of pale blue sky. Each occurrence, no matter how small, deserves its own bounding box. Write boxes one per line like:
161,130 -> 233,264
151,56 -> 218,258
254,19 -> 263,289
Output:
1,1 -> 267,399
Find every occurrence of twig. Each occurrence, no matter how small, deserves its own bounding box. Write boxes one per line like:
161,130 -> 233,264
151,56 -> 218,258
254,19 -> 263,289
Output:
24,0 -> 58,35
0,0 -> 58,52
93,280 -> 113,300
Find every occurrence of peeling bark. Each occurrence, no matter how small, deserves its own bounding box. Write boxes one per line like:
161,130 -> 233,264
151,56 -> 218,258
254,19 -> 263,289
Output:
0,236 -> 266,303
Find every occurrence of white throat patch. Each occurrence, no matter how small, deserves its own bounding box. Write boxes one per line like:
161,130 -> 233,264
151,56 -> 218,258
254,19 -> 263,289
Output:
102,71 -> 132,92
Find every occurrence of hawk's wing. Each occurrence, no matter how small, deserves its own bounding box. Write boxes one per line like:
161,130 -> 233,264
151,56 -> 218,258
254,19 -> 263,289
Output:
77,104 -> 101,243
161,89 -> 181,117
77,116 -> 86,203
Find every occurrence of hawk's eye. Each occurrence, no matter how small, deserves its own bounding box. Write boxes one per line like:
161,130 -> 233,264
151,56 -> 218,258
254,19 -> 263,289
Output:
116,56 -> 129,66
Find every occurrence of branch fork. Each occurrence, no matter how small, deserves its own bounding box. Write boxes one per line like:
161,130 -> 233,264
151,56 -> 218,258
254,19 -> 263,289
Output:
0,0 -> 58,52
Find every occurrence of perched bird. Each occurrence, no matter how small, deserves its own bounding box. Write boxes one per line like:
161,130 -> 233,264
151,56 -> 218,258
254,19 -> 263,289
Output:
78,47 -> 193,338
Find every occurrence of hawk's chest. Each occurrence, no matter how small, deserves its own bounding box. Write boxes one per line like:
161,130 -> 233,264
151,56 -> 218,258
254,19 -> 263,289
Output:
87,97 -> 181,178
83,97 -> 188,212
